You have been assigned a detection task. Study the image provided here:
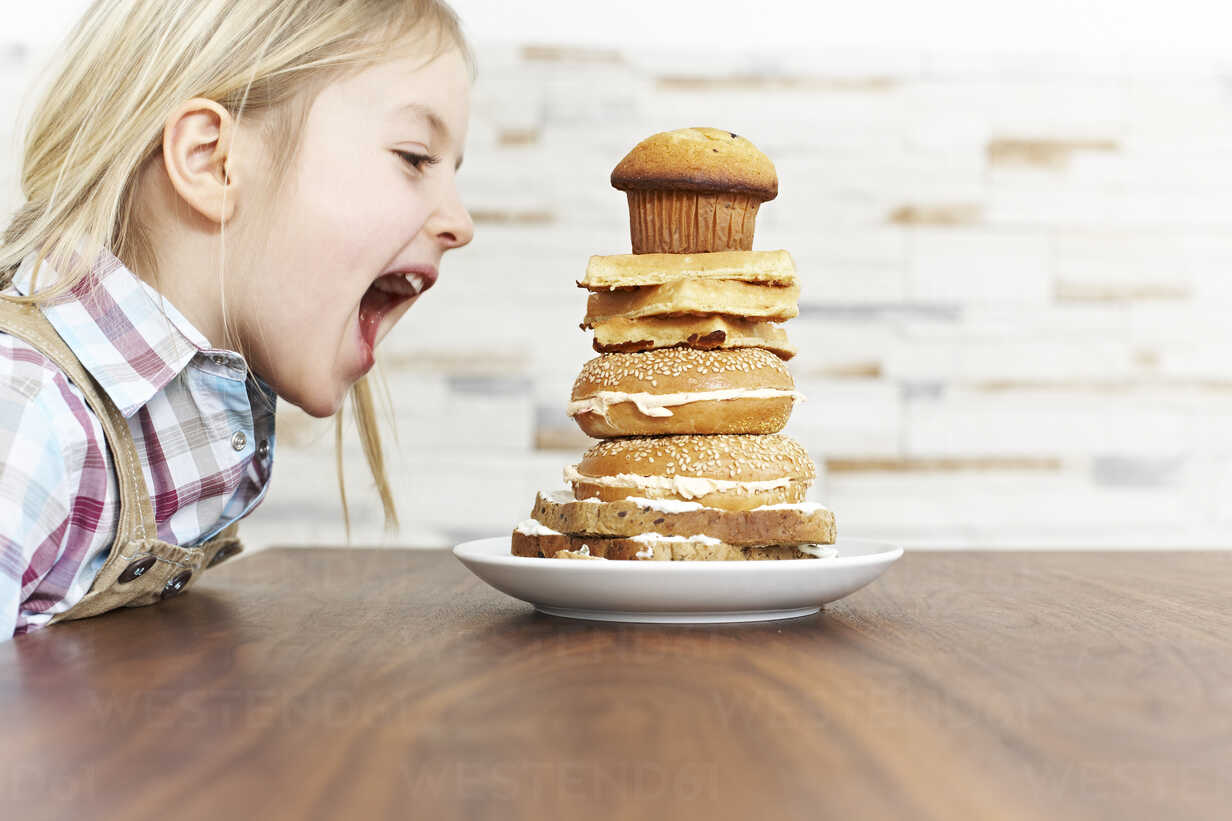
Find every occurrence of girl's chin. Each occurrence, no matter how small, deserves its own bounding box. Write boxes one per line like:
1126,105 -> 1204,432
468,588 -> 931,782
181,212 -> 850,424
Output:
291,385 -> 349,419
280,365 -> 360,419
249,350 -> 357,419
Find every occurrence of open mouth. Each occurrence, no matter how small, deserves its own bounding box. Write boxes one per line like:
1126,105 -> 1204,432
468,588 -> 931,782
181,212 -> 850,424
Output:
358,270 -> 436,356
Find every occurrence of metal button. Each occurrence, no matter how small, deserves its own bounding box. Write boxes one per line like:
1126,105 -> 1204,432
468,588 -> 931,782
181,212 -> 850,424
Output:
161,570 -> 192,599
211,354 -> 228,366
231,431 -> 247,451
207,543 -> 241,568
118,556 -> 157,584
255,439 -> 269,460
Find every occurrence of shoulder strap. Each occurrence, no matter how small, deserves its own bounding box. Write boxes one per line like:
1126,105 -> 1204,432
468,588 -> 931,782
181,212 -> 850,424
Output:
0,297 -> 159,542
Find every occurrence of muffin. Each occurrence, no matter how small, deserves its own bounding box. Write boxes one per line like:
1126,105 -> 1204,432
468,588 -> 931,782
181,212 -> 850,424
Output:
610,127 -> 778,254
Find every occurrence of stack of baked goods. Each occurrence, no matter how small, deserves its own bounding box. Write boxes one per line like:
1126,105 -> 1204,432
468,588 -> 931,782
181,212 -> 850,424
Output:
512,127 -> 836,561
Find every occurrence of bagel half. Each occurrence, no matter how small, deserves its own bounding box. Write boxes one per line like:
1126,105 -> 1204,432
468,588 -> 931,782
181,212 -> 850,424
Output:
566,433 -> 816,511
569,347 -> 802,437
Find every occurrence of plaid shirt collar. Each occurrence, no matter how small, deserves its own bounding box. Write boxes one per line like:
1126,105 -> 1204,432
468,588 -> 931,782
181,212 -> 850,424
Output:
12,249 -> 219,418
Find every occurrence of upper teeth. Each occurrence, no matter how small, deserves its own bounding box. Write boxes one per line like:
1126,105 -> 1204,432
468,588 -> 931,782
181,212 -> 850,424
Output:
372,273 -> 426,297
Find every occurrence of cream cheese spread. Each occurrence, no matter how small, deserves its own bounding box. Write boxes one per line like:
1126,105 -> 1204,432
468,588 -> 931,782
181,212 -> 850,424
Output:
546,488 -> 827,512
629,532 -> 722,546
622,496 -> 706,513
514,518 -> 561,536
545,489 -> 600,505
567,388 -> 805,419
754,501 -> 830,513
564,464 -> 795,499
798,544 -> 839,559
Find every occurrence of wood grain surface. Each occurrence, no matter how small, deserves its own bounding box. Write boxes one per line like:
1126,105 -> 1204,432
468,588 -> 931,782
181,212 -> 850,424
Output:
1,548 -> 1229,821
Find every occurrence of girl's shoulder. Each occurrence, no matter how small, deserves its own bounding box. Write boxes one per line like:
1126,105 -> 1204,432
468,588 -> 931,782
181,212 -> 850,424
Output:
0,329 -> 104,449
0,329 -> 90,402
0,330 -> 66,397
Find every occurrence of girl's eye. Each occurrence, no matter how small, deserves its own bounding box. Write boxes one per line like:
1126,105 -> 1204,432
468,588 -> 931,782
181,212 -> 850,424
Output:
396,150 -> 441,173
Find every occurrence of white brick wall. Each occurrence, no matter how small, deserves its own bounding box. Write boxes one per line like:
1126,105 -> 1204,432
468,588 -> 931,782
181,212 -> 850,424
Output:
4,2 -> 1232,549
908,229 -> 1053,305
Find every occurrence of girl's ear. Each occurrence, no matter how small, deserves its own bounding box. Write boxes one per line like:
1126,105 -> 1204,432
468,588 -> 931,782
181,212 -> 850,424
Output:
162,98 -> 238,224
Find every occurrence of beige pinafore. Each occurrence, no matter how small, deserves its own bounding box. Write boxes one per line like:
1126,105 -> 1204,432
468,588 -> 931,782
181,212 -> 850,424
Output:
0,298 -> 243,625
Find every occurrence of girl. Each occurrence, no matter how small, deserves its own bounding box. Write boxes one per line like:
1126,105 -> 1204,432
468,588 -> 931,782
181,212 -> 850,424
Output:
0,0 -> 474,637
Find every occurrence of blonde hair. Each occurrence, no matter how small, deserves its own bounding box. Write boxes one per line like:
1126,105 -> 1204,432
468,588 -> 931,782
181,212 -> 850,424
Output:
1,0 -> 473,535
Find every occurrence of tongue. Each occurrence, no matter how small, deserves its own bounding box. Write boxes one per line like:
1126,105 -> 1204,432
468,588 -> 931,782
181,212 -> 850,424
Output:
359,286 -> 399,353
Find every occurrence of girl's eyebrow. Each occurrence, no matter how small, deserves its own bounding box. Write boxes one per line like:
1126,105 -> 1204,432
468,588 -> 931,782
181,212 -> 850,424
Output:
393,101 -> 463,170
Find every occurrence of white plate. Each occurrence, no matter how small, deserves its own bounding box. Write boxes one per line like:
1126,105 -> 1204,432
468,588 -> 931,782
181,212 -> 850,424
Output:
452,536 -> 903,624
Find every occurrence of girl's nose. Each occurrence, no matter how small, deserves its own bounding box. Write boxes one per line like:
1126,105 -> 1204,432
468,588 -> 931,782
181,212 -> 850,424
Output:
430,181 -> 474,250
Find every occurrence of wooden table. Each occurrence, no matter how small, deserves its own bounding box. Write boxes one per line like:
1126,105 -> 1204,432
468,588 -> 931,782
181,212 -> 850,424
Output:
2,548 -> 1229,820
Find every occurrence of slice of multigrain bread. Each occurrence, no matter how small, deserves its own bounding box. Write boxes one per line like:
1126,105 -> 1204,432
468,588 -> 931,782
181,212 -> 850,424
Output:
511,530 -> 828,561
529,491 -> 836,546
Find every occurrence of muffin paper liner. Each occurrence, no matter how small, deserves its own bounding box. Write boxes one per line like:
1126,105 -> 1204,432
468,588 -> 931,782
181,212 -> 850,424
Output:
627,190 -> 760,253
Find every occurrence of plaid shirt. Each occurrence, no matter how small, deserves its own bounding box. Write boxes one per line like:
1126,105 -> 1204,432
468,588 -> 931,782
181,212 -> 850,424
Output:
0,250 -> 276,638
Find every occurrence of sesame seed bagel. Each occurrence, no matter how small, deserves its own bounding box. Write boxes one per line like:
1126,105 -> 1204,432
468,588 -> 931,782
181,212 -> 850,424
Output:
569,348 -> 801,437
566,433 -> 816,512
